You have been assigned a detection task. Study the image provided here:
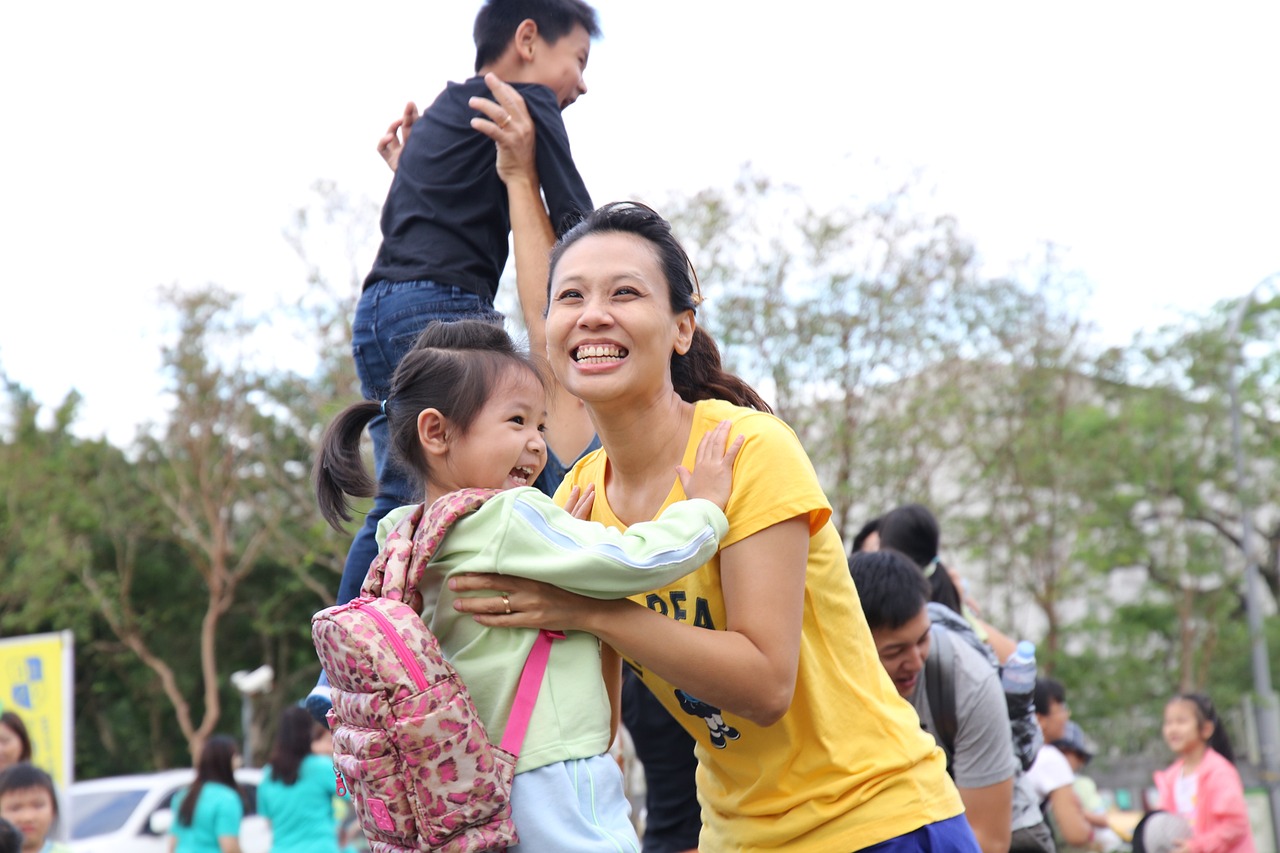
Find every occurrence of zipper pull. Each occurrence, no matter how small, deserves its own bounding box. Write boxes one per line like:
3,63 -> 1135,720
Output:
334,764 -> 348,798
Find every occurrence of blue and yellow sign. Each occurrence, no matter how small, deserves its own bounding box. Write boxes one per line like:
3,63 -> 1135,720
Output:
0,631 -> 74,787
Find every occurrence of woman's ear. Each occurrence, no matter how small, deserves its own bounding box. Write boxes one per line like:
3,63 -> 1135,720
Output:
418,409 -> 450,458
673,310 -> 696,355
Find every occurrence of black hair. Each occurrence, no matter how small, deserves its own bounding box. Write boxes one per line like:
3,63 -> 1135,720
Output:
473,0 -> 601,73
1170,692 -> 1236,764
548,201 -> 772,413
178,736 -> 240,828
0,762 -> 59,827
1034,676 -> 1067,716
268,706 -> 315,787
0,714 -> 32,765
851,516 -> 881,553
877,503 -> 964,614
848,549 -> 931,631
0,817 -> 21,853
314,320 -> 545,530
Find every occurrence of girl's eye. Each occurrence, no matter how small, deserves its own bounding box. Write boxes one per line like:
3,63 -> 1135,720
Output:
538,423 -> 548,433
511,416 -> 525,425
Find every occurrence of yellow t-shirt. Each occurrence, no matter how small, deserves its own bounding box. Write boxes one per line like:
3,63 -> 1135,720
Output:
559,399 -> 962,852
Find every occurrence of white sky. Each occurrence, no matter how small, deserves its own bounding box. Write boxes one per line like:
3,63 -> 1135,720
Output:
2,1 -> 1278,445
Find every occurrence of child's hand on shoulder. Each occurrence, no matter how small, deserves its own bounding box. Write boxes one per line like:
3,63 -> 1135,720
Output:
676,420 -> 743,512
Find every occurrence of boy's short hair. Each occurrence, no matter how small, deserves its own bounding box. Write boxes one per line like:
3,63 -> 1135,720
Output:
848,549 -> 930,631
1034,676 -> 1067,716
473,0 -> 601,72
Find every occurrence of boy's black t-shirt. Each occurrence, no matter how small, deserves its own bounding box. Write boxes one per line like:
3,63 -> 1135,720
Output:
364,77 -> 593,300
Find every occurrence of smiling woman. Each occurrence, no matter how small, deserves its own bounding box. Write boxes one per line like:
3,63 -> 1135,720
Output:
449,201 -> 976,852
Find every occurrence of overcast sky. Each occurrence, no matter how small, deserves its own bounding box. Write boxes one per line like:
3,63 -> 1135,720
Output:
2,1 -> 1277,445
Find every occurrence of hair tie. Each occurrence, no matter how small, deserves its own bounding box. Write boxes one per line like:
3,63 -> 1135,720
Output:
380,399 -> 388,416
923,556 -> 940,578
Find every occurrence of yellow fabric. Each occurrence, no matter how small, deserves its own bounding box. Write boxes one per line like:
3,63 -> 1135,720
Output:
558,399 -> 962,852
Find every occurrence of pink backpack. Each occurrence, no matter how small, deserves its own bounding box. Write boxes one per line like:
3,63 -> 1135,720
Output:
312,488 -> 561,852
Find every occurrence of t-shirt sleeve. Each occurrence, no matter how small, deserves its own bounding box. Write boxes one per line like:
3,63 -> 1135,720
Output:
717,411 -> 832,548
212,786 -> 243,838
523,84 -> 592,235
1026,745 -> 1074,799
951,640 -> 1018,789
486,490 -> 728,597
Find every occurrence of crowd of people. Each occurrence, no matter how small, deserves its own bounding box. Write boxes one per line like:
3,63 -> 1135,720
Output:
6,1 -> 1260,853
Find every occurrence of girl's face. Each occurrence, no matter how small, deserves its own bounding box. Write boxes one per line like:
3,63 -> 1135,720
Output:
546,232 -> 694,408
1163,699 -> 1210,755
0,724 -> 24,770
0,785 -> 55,851
436,366 -> 547,492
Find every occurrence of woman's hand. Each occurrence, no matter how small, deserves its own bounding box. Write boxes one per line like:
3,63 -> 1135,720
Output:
449,572 -> 623,632
468,72 -> 537,188
676,420 -> 744,511
376,101 -> 419,172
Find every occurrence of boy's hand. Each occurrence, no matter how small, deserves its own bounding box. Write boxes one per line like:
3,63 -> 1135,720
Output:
469,72 -> 537,188
377,101 -> 419,173
676,420 -> 744,512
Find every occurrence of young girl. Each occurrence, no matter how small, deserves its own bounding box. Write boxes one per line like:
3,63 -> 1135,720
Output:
258,707 -> 339,853
0,763 -> 70,853
1153,693 -> 1257,853
313,319 -> 740,852
169,735 -> 245,853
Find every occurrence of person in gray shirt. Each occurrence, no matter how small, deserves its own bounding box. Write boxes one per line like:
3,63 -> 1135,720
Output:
851,549 -> 1051,853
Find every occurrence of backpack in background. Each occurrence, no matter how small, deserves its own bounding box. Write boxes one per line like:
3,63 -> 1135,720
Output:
312,489 -> 560,853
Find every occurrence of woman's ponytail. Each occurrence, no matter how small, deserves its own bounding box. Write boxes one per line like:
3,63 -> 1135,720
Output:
672,327 -> 772,413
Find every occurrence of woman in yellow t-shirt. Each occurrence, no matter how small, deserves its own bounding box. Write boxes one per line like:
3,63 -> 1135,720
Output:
450,200 -> 972,853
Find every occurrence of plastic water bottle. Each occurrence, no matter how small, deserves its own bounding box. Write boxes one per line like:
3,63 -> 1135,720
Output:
1001,640 -> 1037,696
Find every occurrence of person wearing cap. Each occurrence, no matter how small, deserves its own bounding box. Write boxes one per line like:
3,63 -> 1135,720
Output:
1055,722 -> 1122,852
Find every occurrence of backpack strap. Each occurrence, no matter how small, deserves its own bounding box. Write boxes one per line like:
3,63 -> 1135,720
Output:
362,488 -> 502,607
499,629 -> 566,755
924,623 -> 958,777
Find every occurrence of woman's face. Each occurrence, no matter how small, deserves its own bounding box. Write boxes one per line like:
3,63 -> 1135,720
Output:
545,231 -> 694,406
0,723 -> 24,770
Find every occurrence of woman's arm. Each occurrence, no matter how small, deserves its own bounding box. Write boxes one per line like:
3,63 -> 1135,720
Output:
452,515 -> 810,727
218,837 -> 243,853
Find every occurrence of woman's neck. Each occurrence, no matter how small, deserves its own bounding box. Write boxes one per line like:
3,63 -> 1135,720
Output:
590,391 -> 696,524
1180,741 -> 1208,773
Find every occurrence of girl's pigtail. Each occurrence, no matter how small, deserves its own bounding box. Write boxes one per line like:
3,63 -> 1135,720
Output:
314,400 -> 383,530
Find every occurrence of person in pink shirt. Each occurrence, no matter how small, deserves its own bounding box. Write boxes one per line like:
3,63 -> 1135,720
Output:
1153,692 -> 1256,853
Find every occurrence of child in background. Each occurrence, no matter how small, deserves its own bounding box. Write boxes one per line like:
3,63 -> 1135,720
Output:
314,319 -> 739,851
1153,693 -> 1256,853
259,707 -> 339,853
1054,722 -> 1122,852
0,763 -> 69,853
170,736 -> 245,853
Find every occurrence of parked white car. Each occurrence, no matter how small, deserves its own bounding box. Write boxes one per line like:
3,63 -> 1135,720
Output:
68,768 -> 270,853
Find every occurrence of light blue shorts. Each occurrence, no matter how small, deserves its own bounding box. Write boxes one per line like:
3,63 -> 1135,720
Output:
509,754 -> 640,852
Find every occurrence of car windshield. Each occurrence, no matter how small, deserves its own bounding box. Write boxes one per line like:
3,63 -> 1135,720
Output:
70,788 -> 150,839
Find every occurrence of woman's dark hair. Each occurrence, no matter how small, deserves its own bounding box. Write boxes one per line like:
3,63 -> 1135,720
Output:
0,714 -> 32,765
179,735 -> 240,828
548,201 -> 772,413
0,762 -> 60,824
851,516 -> 881,553
877,503 -> 963,614
472,0 -> 601,73
848,549 -> 931,632
314,320 -> 544,530
1171,692 -> 1235,764
268,706 -> 315,787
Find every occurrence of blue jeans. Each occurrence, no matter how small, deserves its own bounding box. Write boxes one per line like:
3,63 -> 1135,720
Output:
336,280 -> 503,605
858,815 -> 981,853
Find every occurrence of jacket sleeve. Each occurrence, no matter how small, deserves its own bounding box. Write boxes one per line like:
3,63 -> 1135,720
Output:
486,490 -> 727,597
1188,754 -> 1253,853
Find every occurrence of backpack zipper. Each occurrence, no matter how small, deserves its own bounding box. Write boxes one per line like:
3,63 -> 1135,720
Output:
347,597 -> 430,692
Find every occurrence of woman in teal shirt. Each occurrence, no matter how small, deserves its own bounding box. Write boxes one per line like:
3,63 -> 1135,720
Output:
170,736 -> 244,853
258,707 -> 339,853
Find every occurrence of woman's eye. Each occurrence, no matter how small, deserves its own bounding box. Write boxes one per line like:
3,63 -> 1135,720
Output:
614,287 -> 639,297
555,289 -> 583,301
